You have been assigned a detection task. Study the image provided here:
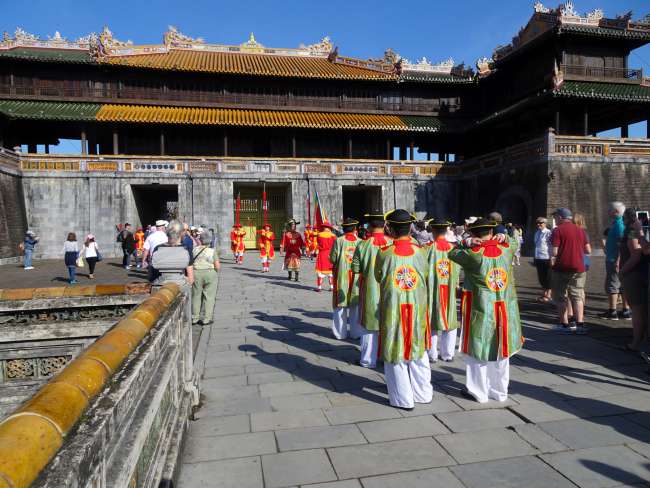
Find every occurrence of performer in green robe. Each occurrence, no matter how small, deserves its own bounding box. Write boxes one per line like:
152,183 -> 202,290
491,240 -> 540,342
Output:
426,219 -> 460,362
329,218 -> 363,340
449,218 -> 524,403
351,214 -> 391,368
375,209 -> 432,410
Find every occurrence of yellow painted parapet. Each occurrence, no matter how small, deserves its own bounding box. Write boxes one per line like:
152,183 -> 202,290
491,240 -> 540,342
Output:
0,283 -> 180,488
0,283 -> 153,301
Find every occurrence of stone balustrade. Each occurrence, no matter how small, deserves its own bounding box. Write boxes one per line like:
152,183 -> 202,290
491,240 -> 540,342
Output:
1,151 -> 458,178
0,282 -> 198,488
552,134 -> 650,158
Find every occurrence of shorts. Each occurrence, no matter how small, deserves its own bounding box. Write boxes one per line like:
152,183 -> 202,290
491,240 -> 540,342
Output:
552,270 -> 586,303
605,260 -> 621,295
622,272 -> 649,307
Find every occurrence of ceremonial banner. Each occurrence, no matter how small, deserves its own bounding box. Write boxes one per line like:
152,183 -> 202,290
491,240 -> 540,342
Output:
313,190 -> 329,228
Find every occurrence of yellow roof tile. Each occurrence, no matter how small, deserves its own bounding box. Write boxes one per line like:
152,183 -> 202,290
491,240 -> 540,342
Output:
101,49 -> 396,81
95,104 -> 417,131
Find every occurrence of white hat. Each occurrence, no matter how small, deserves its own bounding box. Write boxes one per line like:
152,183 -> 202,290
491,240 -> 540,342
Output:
464,216 -> 478,225
155,219 -> 169,227
26,230 -> 35,236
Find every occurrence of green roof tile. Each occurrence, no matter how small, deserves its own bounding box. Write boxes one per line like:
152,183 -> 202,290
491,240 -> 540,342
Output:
0,101 -> 101,120
558,24 -> 650,41
399,72 -> 475,84
0,47 -> 93,63
399,115 -> 443,132
554,81 -> 650,102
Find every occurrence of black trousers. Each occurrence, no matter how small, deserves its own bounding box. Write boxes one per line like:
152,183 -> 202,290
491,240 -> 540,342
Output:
122,249 -> 135,266
534,258 -> 551,290
87,257 -> 98,274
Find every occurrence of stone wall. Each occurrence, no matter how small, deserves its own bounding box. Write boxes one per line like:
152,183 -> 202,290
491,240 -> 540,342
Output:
547,156 -> 650,248
0,161 -> 27,261
20,170 -> 455,258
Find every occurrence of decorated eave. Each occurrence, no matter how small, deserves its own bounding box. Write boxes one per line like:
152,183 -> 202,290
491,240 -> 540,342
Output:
489,1 -> 650,65
0,26 -> 474,83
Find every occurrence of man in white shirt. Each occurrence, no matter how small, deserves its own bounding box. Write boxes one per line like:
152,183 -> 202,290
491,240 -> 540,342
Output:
142,220 -> 169,269
534,217 -> 552,302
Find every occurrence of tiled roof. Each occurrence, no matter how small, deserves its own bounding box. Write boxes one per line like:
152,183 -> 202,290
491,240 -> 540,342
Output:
558,24 -> 650,41
95,104 -> 441,131
0,100 -> 100,120
101,50 -> 397,81
554,81 -> 650,102
399,72 -> 475,84
0,47 -> 93,63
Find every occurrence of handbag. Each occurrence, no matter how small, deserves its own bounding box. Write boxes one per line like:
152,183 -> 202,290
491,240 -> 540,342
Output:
96,248 -> 103,262
76,255 -> 85,268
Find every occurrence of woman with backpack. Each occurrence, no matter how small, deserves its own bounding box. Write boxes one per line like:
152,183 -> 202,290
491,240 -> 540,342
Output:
63,233 -> 80,284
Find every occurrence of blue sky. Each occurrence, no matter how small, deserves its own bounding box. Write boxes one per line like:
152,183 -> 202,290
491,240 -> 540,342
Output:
4,0 -> 650,149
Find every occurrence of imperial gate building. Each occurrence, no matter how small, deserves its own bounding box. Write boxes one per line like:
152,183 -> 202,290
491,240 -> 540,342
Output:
1,1 -> 650,259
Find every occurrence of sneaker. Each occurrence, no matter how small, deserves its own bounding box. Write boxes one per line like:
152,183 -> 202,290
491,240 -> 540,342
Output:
598,310 -> 619,320
24,266 -> 34,270
69,280 -> 79,284
575,324 -> 588,335
553,323 -> 575,333
568,316 -> 577,327
619,309 -> 632,321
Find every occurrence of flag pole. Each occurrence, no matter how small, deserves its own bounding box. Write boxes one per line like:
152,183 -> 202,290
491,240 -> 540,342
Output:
262,182 -> 268,226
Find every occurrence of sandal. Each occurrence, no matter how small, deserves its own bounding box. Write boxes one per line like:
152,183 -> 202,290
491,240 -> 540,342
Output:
536,296 -> 551,303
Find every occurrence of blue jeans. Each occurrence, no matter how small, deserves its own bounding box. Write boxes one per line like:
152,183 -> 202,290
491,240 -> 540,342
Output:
24,249 -> 33,268
67,265 -> 76,283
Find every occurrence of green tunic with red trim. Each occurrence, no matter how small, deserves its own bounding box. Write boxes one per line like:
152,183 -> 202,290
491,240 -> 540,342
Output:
374,237 -> 431,364
448,237 -> 523,362
426,237 -> 460,333
351,232 -> 392,331
330,232 -> 361,308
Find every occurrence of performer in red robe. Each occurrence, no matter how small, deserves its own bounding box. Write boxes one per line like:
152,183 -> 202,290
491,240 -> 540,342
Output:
304,224 -> 316,260
315,223 -> 337,291
231,224 -> 246,264
257,224 -> 275,272
281,219 -> 305,281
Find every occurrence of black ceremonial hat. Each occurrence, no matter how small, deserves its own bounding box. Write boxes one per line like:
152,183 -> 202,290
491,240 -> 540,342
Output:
341,218 -> 360,228
468,218 -> 497,230
426,218 -> 453,228
385,209 -> 416,224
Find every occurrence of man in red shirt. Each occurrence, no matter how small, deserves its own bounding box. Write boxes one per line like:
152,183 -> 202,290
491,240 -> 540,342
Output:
550,208 -> 592,334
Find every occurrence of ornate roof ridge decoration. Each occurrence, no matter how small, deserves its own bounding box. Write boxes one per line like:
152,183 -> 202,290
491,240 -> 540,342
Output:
476,57 -> 494,77
492,1 -> 650,63
0,27 -> 96,51
401,57 -> 455,74
164,26 -> 204,47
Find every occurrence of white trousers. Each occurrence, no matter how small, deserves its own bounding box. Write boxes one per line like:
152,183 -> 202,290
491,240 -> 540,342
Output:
359,328 -> 379,368
465,356 -> 509,403
384,353 -> 433,409
332,305 -> 363,340
429,329 -> 458,362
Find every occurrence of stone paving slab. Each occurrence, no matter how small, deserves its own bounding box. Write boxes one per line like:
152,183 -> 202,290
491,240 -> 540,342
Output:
251,408 -> 330,431
181,431 -> 276,463
261,449 -> 338,488
436,409 -> 525,433
435,428 -> 539,464
356,415 -> 449,443
179,456 -> 264,488
541,446 -> 650,488
360,467 -> 465,488
177,257 -> 650,487
450,456 -> 576,488
537,417 -> 650,450
275,424 -> 367,451
328,437 -> 455,479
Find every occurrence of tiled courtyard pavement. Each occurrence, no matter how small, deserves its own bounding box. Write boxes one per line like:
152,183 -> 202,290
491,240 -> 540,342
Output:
179,255 -> 650,488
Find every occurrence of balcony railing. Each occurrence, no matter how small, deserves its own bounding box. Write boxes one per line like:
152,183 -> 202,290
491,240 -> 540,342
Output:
0,82 -> 455,114
561,64 -> 643,82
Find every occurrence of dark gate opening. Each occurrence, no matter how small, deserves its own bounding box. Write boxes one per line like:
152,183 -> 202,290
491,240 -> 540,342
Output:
132,184 -> 179,227
342,186 -> 382,222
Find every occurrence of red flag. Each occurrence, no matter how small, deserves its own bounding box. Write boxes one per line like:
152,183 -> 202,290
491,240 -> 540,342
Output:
235,192 -> 241,226
262,183 -> 268,225
313,190 -> 329,229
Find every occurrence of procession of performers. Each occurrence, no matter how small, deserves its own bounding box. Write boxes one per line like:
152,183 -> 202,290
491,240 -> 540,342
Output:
229,210 -> 522,410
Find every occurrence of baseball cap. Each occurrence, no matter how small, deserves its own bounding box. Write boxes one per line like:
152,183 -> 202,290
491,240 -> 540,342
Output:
552,208 -> 572,219
464,216 -> 478,225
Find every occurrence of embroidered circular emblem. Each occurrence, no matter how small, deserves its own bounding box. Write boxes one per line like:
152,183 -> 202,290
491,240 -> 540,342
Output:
344,246 -> 355,264
394,265 -> 418,291
485,267 -> 508,292
435,258 -> 450,279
